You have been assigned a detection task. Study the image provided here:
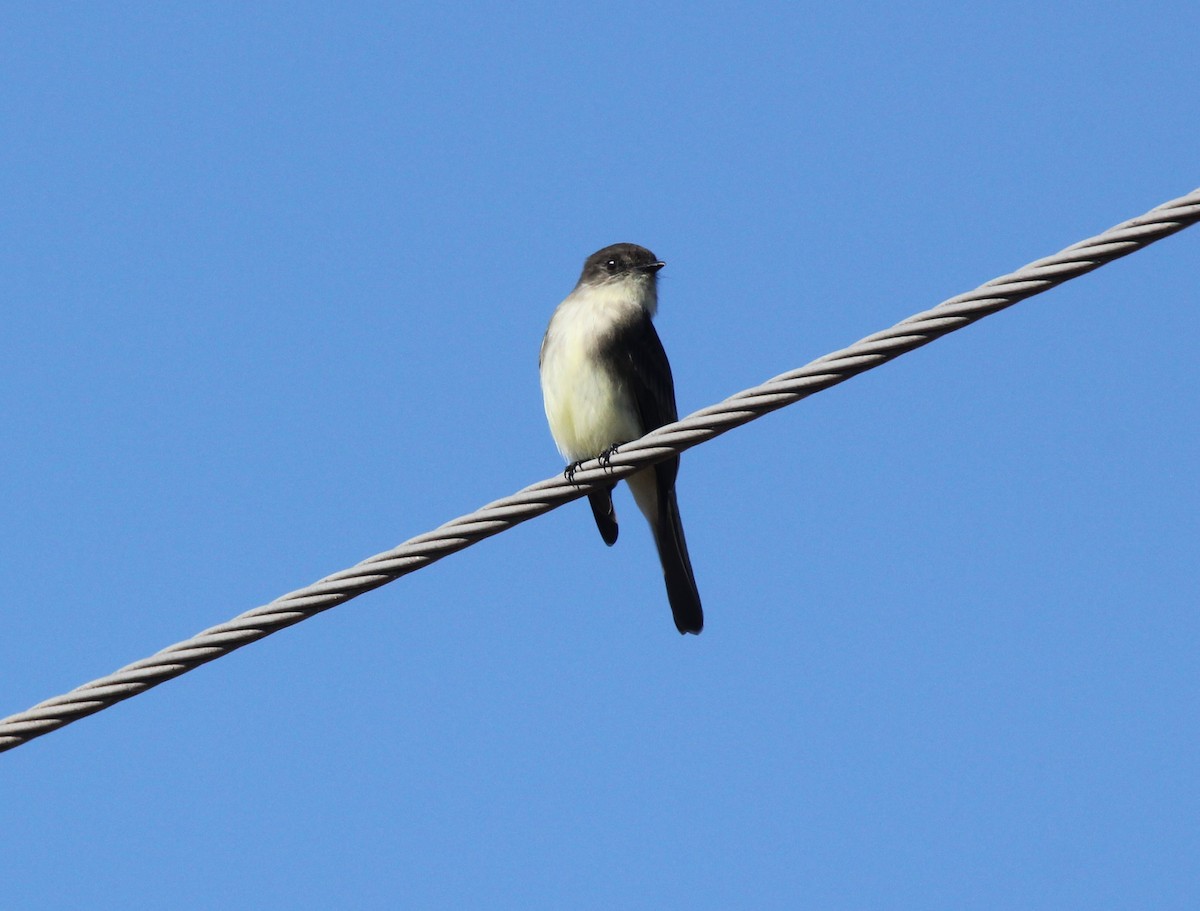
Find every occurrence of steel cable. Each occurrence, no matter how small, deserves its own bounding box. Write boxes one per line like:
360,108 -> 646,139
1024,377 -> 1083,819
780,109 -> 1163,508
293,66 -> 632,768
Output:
3,187 -> 1198,753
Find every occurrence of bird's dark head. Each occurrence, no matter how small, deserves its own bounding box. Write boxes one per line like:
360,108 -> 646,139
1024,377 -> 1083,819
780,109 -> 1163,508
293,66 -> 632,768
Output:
578,243 -> 665,287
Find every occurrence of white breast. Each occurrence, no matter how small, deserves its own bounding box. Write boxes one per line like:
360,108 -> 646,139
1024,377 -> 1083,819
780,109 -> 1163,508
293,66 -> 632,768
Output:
540,284 -> 646,462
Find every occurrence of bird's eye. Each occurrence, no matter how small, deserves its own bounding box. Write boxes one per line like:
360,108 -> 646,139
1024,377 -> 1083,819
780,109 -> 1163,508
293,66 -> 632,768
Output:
605,259 -> 620,273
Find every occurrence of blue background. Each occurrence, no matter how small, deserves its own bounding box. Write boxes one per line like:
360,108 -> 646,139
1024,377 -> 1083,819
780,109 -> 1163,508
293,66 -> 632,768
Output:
2,4 -> 1197,908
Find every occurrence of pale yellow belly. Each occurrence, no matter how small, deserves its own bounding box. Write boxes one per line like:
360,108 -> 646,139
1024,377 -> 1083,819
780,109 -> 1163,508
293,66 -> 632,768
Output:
541,335 -> 641,462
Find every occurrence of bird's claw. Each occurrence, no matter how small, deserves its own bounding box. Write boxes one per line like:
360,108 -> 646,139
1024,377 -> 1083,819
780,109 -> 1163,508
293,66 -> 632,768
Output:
598,443 -> 622,472
565,443 -> 623,483
564,460 -> 584,484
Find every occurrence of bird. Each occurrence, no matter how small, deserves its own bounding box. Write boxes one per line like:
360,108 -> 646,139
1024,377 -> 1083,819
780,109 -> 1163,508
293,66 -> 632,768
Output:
539,243 -> 703,635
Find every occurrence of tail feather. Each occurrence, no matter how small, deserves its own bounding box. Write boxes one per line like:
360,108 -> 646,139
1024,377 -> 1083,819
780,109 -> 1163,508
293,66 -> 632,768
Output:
654,489 -> 703,635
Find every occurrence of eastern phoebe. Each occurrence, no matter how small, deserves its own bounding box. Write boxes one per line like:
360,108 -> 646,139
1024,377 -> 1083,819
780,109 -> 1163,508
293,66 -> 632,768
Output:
539,243 -> 703,635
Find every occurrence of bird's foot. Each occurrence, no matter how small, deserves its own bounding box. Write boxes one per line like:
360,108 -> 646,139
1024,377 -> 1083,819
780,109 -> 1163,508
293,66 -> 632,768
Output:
564,460 -> 585,484
598,443 -> 623,472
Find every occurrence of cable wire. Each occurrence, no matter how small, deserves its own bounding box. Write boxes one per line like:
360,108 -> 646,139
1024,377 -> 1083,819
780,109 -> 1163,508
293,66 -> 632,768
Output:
3,187 -> 1198,754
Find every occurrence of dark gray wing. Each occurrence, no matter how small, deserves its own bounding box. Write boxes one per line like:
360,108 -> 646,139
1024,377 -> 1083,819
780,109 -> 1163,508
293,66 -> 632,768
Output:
588,486 -> 619,546
601,310 -> 680,491
600,309 -> 678,436
602,311 -> 702,634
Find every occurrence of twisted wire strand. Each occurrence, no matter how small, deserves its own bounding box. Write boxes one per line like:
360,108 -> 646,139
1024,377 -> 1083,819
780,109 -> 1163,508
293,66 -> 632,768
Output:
3,187 -> 1198,754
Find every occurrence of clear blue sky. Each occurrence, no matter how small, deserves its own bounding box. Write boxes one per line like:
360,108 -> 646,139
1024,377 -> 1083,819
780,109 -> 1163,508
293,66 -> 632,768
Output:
2,4 -> 1197,909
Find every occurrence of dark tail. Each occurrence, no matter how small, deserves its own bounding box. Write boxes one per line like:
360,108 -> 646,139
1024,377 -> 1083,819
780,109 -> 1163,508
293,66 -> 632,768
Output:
654,488 -> 703,635
588,486 -> 619,546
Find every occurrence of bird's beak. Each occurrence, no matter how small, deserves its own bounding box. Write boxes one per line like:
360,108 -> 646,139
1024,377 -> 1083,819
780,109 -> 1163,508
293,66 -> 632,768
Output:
644,261 -> 666,273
